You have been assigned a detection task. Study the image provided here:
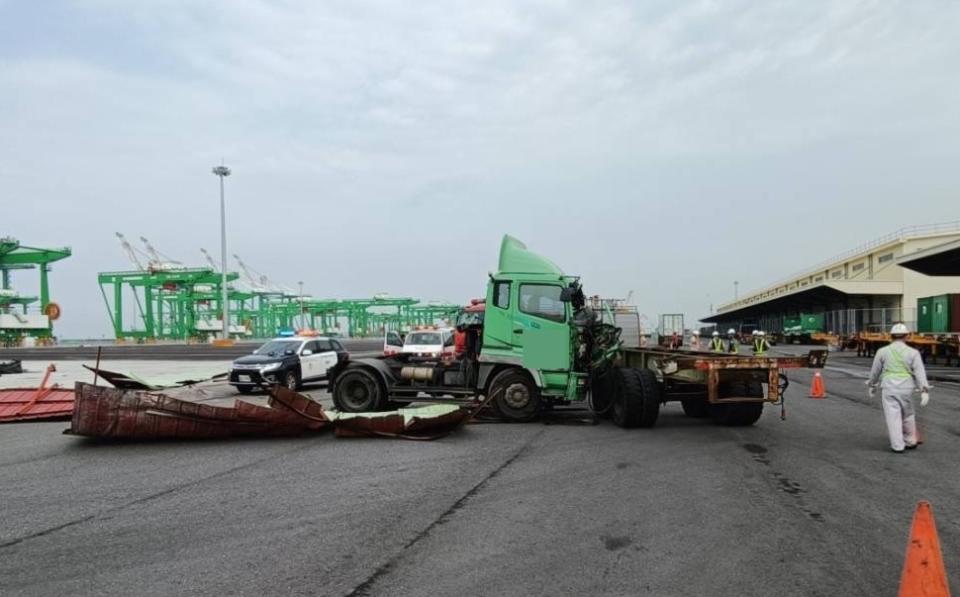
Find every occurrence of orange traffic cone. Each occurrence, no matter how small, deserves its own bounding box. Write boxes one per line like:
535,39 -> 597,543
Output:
809,371 -> 825,399
899,501 -> 950,597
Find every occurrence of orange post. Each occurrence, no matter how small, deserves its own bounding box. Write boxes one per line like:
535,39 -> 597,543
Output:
809,371 -> 826,399
899,501 -> 950,597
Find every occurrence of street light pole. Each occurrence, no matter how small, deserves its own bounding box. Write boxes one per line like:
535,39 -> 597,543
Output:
212,163 -> 232,342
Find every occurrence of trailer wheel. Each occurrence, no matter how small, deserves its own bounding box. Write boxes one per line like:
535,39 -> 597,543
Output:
680,398 -> 710,418
710,382 -> 764,426
489,370 -> 541,422
590,370 -> 616,418
333,369 -> 387,412
611,368 -> 660,429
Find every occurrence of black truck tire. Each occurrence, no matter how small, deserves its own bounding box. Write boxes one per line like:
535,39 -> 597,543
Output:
489,369 -> 541,422
611,368 -> 660,429
710,381 -> 765,426
590,370 -> 616,418
680,398 -> 710,418
333,368 -> 387,412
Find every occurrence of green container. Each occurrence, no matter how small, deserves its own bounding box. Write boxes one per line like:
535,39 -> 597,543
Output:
783,317 -> 801,333
799,312 -> 824,333
917,297 -> 934,333
931,294 -> 950,333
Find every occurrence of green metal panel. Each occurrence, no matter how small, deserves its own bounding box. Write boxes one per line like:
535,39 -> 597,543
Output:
917,297 -> 933,333
497,235 -> 563,276
931,294 -> 950,333
799,313 -> 824,333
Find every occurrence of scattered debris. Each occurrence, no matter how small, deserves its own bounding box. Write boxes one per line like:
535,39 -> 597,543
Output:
0,359 -> 23,375
67,382 -> 327,439
0,364 -> 74,423
330,403 -> 472,440
82,365 -> 227,390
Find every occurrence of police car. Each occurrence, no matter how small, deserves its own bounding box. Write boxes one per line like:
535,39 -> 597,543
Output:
401,327 -> 456,359
229,334 -> 348,393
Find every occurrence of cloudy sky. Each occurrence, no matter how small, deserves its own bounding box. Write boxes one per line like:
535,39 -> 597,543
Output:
2,0 -> 958,338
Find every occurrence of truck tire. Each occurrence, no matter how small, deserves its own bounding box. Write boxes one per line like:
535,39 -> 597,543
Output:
333,368 -> 387,412
489,370 -> 541,422
590,371 -> 616,418
680,398 -> 710,418
710,381 -> 764,426
611,368 -> 660,429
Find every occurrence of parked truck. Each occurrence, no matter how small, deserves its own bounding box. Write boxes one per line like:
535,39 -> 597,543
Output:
330,235 -> 825,427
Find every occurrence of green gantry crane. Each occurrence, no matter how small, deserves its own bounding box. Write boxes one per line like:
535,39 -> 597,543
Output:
0,237 -> 72,346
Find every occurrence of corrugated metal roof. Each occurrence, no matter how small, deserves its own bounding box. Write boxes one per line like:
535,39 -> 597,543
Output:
0,387 -> 75,422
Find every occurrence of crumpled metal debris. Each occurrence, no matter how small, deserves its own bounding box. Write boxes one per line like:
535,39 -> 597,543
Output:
329,403 -> 471,440
67,383 -> 328,439
82,365 -> 227,390
0,364 -> 74,423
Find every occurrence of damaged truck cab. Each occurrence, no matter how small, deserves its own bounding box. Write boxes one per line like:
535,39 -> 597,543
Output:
331,235 -> 615,421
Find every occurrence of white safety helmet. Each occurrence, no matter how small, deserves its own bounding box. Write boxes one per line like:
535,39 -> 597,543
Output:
692,330 -> 700,336
751,330 -> 758,336
727,328 -> 736,335
890,323 -> 910,336
758,331 -> 766,337
712,331 -> 720,337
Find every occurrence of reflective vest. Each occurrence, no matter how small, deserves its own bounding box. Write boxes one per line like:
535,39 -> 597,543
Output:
883,345 -> 913,380
727,339 -> 738,353
753,338 -> 769,355
710,338 -> 724,352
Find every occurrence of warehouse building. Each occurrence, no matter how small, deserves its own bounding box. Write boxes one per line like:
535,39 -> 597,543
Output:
701,222 -> 960,336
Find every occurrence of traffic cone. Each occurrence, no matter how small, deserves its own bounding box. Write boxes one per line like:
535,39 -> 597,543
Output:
809,371 -> 826,399
898,501 -> 950,597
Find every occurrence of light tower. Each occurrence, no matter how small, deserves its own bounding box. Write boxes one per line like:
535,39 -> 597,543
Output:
212,163 -> 232,343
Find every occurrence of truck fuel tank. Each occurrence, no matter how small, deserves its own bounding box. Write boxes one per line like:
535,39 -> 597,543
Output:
400,366 -> 438,383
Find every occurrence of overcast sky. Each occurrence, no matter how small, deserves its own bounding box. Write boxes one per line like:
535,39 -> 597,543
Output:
2,0 -> 958,338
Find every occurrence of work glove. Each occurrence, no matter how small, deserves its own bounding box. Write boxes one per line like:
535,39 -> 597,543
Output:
921,391 -> 930,407
865,380 -> 876,398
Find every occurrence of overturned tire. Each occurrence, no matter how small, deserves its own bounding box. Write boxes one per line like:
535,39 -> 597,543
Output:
611,368 -> 660,429
709,381 -> 765,426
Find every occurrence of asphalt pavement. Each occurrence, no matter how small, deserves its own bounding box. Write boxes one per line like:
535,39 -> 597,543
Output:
2,347 -> 959,596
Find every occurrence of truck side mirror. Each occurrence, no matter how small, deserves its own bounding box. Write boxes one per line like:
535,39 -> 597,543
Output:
559,287 -> 576,302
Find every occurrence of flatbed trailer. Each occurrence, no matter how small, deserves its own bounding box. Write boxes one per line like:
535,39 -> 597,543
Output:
852,332 -> 959,364
605,348 -> 828,425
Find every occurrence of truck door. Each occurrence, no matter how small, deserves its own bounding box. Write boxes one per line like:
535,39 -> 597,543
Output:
514,283 -> 570,370
483,280 -> 516,352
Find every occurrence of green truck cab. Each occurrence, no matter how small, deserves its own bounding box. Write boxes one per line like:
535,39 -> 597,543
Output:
330,235 -> 625,421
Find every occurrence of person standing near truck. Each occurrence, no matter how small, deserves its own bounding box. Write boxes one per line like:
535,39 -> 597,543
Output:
709,331 -> 725,352
866,323 -> 931,453
726,328 -> 739,353
753,331 -> 770,356
690,330 -> 702,351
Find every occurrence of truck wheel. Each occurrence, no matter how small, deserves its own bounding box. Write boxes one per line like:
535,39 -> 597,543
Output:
489,370 -> 541,422
680,398 -> 710,418
710,382 -> 764,426
590,371 -> 616,418
283,370 -> 300,391
611,368 -> 660,429
333,369 -> 386,412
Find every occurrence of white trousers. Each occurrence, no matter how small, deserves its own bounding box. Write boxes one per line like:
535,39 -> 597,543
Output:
881,391 -> 917,451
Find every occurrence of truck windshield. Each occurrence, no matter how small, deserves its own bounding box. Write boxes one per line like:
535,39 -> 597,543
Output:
255,340 -> 300,356
405,332 -> 441,346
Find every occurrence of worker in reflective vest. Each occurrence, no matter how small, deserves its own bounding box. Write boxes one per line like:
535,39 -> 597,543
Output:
752,331 -> 770,356
726,328 -> 739,353
867,323 -> 930,453
709,331 -> 724,352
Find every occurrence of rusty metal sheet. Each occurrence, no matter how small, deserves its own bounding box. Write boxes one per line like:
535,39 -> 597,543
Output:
82,365 -> 227,390
331,404 -> 470,440
0,387 -> 75,422
67,383 -> 326,440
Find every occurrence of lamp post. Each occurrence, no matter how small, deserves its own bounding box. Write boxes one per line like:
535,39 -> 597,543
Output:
212,164 -> 232,342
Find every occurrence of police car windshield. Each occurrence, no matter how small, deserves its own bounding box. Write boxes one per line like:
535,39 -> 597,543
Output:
405,332 -> 441,346
255,340 -> 300,356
